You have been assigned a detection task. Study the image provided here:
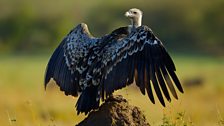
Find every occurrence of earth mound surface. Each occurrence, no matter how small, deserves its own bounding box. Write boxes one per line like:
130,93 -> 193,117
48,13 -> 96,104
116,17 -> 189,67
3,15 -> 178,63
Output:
77,95 -> 150,126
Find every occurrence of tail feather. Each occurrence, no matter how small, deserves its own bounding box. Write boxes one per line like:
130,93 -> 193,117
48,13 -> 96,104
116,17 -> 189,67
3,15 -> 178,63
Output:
76,86 -> 100,115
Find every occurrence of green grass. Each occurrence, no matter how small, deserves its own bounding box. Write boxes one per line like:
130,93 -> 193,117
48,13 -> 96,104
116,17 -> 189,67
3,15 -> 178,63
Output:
0,54 -> 224,126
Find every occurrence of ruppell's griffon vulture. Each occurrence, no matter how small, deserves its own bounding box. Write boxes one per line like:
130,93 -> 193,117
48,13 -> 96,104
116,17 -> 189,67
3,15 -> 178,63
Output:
45,8 -> 184,114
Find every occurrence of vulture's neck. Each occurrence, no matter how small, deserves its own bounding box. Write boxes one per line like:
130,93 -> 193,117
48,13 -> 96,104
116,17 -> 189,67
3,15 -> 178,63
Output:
131,16 -> 142,28
129,16 -> 142,33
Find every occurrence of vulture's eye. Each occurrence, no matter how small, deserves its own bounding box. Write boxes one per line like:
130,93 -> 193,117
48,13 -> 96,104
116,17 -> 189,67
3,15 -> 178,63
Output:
133,12 -> 137,14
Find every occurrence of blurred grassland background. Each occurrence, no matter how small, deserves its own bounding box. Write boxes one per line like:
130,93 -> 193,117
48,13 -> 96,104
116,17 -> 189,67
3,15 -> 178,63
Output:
0,0 -> 224,126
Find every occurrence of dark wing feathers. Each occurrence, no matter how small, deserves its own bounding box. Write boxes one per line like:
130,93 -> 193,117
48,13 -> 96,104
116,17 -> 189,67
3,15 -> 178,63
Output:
155,66 -> 171,102
145,62 -> 155,104
45,24 -> 132,114
127,57 -> 135,85
135,59 -> 146,95
144,44 -> 155,103
86,25 -> 183,106
150,58 -> 165,106
45,37 -> 79,96
45,23 -> 183,114
104,56 -> 132,96
44,41 -> 64,86
44,23 -> 99,96
152,44 -> 171,102
166,66 -> 184,93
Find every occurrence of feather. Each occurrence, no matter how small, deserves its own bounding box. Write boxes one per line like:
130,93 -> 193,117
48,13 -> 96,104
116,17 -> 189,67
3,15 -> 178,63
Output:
166,67 -> 184,93
44,23 -> 183,114
160,65 -> 178,99
44,41 -> 63,85
145,63 -> 155,104
150,46 -> 165,106
127,57 -> 135,85
136,59 -> 145,95
155,65 -> 171,102
84,25 -> 183,108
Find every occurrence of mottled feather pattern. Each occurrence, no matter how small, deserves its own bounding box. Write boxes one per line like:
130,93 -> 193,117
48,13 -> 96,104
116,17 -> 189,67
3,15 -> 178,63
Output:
45,23 -> 183,115
80,25 -> 183,106
85,26 -> 157,85
63,26 -> 99,73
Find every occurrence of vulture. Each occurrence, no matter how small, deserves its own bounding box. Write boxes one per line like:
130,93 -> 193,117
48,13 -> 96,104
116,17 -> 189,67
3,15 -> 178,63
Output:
44,8 -> 184,115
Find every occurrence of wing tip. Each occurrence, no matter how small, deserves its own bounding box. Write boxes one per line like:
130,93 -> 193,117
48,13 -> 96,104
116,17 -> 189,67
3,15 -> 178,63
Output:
178,86 -> 184,93
161,100 -> 166,107
44,77 -> 50,90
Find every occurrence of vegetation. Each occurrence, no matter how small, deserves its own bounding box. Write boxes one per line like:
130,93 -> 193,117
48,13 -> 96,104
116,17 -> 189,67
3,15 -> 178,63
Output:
0,55 -> 223,125
161,112 -> 188,126
0,0 -> 224,55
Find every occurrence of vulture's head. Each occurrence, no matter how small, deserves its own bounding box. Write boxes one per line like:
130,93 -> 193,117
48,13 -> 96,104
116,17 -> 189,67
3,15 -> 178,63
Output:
125,8 -> 143,28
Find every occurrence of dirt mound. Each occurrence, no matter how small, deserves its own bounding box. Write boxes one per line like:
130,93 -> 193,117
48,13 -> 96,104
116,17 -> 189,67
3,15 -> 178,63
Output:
76,95 -> 150,126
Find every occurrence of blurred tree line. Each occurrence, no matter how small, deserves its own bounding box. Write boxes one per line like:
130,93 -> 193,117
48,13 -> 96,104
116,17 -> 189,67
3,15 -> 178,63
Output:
0,0 -> 223,55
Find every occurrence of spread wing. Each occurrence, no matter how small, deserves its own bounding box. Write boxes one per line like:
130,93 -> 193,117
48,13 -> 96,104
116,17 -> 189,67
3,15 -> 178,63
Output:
44,23 -> 129,97
86,25 -> 184,106
44,23 -> 100,96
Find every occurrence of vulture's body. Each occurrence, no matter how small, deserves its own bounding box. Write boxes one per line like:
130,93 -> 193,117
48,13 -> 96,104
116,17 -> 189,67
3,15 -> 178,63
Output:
44,8 -> 183,114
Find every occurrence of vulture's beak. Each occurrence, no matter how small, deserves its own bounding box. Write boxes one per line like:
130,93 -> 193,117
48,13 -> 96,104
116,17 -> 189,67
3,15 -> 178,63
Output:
125,11 -> 130,17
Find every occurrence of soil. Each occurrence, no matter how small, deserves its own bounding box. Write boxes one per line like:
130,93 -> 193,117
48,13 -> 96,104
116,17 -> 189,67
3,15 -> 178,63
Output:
76,95 -> 150,126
